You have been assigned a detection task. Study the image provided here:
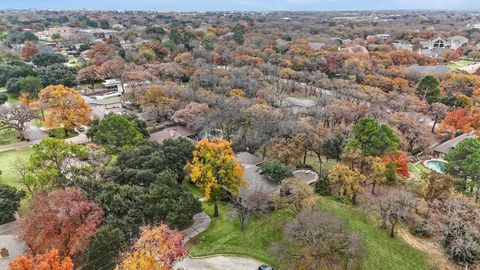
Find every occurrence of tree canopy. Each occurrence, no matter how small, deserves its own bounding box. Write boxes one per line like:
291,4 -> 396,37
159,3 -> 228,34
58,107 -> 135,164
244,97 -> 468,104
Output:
347,118 -> 400,157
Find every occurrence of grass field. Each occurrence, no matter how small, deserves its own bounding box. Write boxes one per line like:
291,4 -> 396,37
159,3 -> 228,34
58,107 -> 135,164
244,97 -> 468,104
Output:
187,182 -> 430,270
188,199 -> 287,266
7,93 -> 19,104
305,153 -> 338,172
0,148 -> 32,188
318,197 -> 430,270
0,128 -> 21,145
408,162 -> 430,181
47,128 -> 78,139
446,60 -> 475,70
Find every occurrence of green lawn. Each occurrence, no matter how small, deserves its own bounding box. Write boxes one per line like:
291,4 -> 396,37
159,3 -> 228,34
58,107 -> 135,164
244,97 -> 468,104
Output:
318,197 -> 430,270
0,127 -> 21,145
47,128 -> 78,139
7,93 -> 19,104
305,153 -> 338,172
0,148 -> 32,188
408,162 -> 430,181
31,118 -> 43,128
187,182 -> 430,270
188,199 -> 288,266
446,60 -> 475,70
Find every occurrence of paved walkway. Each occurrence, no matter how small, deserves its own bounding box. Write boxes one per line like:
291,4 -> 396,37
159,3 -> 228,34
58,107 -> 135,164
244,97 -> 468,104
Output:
65,133 -> 89,144
175,210 -> 266,270
0,133 -> 88,153
0,141 -> 34,152
0,221 -> 26,269
180,212 -> 211,243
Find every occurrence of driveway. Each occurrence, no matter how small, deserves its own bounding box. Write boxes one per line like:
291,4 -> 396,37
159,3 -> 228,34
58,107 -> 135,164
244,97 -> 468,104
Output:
175,255 -> 264,270
0,221 -> 27,269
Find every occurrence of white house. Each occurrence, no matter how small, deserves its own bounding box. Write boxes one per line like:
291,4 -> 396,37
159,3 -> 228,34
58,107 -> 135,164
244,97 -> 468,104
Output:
102,79 -> 126,94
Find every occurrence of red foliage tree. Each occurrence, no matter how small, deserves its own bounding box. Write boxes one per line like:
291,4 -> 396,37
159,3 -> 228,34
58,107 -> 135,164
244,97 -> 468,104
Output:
21,43 -> 38,61
9,249 -> 73,270
18,188 -> 103,257
382,151 -> 410,178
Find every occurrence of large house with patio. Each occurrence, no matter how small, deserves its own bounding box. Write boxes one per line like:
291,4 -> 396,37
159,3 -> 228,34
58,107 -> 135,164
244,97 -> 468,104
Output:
433,133 -> 477,157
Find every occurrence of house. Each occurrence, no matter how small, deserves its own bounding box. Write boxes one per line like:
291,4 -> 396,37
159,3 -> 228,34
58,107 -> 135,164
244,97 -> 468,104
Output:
344,45 -> 368,54
77,28 -> 118,39
149,126 -> 196,144
235,152 -> 263,166
84,96 -> 123,109
375,34 -> 391,43
281,97 -> 316,114
112,24 -> 127,31
433,133 -> 477,157
367,34 -> 391,44
405,64 -> 451,75
419,47 -> 450,59
39,26 -> 75,40
308,42 -> 325,50
449,36 -> 469,50
326,37 -> 343,46
234,152 -> 276,199
421,36 -> 469,50
102,79 -> 125,94
393,43 -> 413,51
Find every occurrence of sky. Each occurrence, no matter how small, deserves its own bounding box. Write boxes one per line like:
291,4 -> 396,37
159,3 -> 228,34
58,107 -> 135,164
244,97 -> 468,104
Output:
0,0 -> 479,11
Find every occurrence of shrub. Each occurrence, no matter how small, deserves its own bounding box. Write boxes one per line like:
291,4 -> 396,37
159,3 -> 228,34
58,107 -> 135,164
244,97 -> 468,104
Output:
0,93 -> 7,105
410,220 -> 434,238
315,173 -> 330,196
0,184 -> 25,224
261,159 -> 294,184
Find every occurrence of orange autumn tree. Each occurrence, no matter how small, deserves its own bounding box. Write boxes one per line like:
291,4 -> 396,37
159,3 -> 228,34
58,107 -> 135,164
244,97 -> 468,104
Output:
116,225 -> 186,270
21,42 -> 38,61
9,249 -> 73,270
188,138 -> 246,217
38,85 -> 91,136
382,151 -> 410,178
439,109 -> 473,138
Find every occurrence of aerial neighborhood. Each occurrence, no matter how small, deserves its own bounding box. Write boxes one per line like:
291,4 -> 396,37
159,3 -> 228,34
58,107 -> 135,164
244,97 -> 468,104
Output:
1,6 -> 480,270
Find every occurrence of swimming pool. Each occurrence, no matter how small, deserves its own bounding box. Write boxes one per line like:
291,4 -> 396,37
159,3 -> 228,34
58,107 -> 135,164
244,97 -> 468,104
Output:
424,160 -> 447,173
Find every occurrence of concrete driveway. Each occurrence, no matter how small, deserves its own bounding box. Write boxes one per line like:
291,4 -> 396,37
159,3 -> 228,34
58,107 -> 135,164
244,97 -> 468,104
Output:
175,255 -> 264,270
0,221 -> 26,269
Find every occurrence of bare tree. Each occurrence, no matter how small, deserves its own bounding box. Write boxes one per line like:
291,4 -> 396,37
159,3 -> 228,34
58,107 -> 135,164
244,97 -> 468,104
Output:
429,102 -> 448,133
274,210 -> 365,270
371,190 -> 416,237
232,189 -> 272,231
441,198 -> 480,266
275,178 -> 317,214
0,105 -> 36,141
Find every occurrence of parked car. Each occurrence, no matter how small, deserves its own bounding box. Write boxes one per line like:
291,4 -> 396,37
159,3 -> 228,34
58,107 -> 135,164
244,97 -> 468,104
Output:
258,264 -> 273,270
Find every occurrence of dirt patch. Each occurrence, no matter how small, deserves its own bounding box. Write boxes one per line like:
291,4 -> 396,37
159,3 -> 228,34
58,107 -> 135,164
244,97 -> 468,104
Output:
398,228 -> 459,270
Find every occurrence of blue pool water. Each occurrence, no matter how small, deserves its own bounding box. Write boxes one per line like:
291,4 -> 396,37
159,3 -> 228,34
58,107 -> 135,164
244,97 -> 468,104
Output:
425,160 -> 446,173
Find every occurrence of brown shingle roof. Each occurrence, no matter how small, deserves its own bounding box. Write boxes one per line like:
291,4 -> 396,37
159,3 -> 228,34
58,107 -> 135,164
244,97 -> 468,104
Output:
434,133 -> 477,154
149,126 -> 196,144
